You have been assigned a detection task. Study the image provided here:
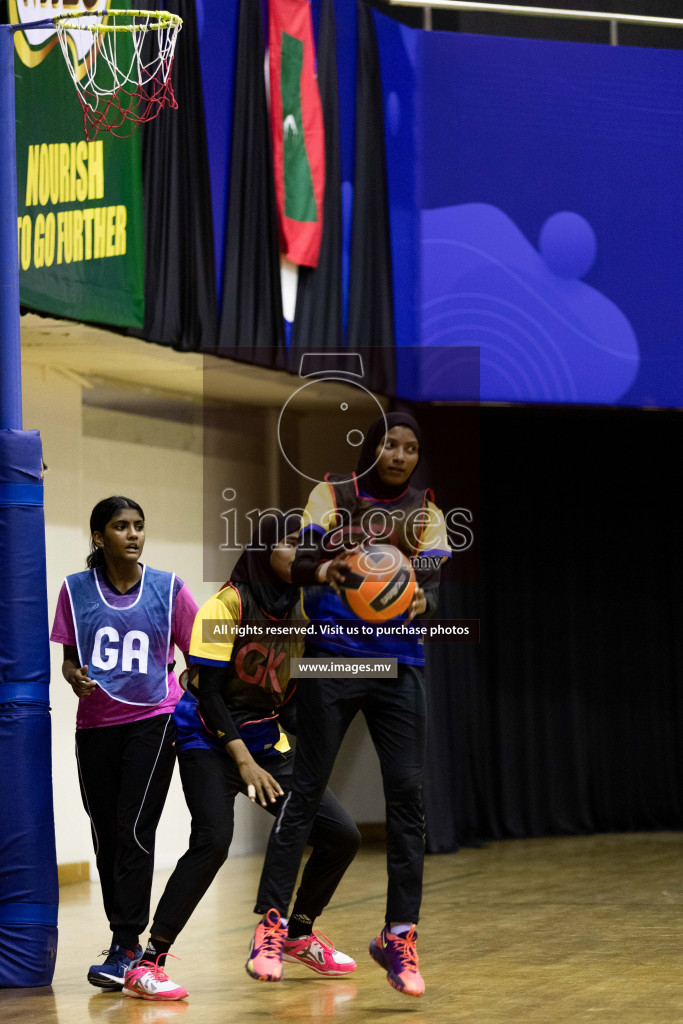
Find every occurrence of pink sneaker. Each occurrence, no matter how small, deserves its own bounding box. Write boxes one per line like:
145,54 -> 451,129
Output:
369,926 -> 425,997
123,956 -> 188,1001
245,909 -> 287,981
283,930 -> 357,976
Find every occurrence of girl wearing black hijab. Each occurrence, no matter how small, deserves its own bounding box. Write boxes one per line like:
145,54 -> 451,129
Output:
248,414 -> 451,997
125,516 -> 360,1002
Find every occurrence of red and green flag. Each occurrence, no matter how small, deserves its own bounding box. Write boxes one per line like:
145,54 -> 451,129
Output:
268,0 -> 325,268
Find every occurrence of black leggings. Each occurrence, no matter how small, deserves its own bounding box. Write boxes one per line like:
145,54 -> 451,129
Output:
151,744 -> 360,943
255,649 -> 427,925
76,714 -> 176,950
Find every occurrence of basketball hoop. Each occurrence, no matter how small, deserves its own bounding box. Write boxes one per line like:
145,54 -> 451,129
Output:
53,9 -> 183,140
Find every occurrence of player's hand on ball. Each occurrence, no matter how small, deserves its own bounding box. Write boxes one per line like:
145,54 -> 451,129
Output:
68,664 -> 96,698
406,587 -> 427,622
317,547 -> 358,594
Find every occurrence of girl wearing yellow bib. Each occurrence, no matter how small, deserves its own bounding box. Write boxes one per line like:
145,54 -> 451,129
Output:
126,516 -> 359,1001
249,413 -> 451,997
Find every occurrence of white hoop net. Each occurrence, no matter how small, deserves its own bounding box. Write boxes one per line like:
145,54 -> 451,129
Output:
54,9 -> 183,140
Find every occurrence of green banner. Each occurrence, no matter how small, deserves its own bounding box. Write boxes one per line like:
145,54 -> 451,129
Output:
12,6 -> 145,328
281,32 -> 316,223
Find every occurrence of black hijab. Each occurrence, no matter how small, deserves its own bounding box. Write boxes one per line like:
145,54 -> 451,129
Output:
355,411 -> 422,500
229,513 -> 301,619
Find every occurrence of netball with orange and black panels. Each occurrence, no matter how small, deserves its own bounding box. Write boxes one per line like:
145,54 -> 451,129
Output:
338,543 -> 416,622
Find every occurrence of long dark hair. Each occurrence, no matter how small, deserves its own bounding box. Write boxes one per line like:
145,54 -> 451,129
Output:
87,496 -> 145,569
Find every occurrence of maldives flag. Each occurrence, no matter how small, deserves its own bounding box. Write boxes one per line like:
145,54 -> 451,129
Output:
268,0 -> 325,267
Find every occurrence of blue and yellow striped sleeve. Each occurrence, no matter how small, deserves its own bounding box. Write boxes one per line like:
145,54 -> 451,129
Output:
300,481 -> 339,537
415,501 -> 451,560
189,585 -> 241,667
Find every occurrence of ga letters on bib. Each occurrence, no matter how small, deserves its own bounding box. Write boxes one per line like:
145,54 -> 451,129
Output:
65,565 -> 174,706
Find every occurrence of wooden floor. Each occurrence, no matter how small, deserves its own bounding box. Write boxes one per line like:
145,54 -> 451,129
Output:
2,832 -> 683,1024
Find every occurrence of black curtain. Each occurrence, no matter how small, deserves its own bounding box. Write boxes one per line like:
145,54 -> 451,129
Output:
288,0 -> 344,363
347,2 -> 396,396
402,403 -> 484,851
131,0 -> 217,351
421,405 -> 683,853
216,0 -> 285,369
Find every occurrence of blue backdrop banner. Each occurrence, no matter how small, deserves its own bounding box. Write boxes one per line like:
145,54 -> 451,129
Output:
376,16 -> 683,407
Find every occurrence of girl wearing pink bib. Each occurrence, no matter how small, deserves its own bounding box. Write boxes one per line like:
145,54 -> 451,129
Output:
50,496 -> 197,991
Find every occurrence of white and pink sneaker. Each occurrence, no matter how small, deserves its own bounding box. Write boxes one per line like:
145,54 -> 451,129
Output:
123,957 -> 188,1001
283,931 -> 357,976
